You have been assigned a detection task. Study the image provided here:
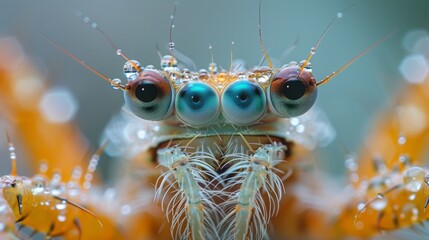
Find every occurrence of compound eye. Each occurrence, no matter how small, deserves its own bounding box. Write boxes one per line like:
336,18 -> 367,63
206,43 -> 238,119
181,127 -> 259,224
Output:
269,66 -> 317,118
222,80 -> 266,125
175,82 -> 220,127
124,70 -> 173,121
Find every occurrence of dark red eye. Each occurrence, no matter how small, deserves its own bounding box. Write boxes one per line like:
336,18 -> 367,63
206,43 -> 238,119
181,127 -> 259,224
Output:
268,66 -> 317,118
124,70 -> 174,121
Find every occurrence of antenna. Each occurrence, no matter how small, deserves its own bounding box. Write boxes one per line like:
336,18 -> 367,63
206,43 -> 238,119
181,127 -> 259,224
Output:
258,0 -> 273,68
316,31 -> 395,86
168,2 -> 178,67
37,30 -> 125,90
229,41 -> 235,73
72,10 -> 141,74
299,12 -> 343,76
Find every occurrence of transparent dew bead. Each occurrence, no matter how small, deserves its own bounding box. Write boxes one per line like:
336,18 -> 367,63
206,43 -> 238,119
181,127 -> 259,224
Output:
399,154 -> 410,166
51,183 -> 66,196
31,176 -> 46,194
182,69 -> 191,82
367,176 -> 388,211
208,62 -> 218,74
111,78 -> 123,90
55,200 -> 67,210
161,55 -> 178,70
123,60 -> 142,81
344,154 -> 358,172
57,215 -> 67,222
398,134 -> 407,145
400,203 -> 419,223
298,60 -> 312,72
169,72 -> 182,85
66,181 -> 81,197
370,198 -> 387,211
199,69 -> 209,80
404,166 -> 426,192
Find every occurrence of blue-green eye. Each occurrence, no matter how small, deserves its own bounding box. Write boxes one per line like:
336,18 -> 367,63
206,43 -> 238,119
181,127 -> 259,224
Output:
221,80 -> 266,125
175,82 -> 220,127
268,66 -> 317,118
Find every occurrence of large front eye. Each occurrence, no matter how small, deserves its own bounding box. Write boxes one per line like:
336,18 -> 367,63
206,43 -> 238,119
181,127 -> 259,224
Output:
221,80 -> 266,125
175,82 -> 220,127
268,66 -> 317,118
124,70 -> 173,120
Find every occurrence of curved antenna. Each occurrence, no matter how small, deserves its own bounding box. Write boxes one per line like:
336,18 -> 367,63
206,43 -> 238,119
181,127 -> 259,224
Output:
209,44 -> 216,75
316,31 -> 395,86
5,130 -> 17,176
37,31 -> 125,91
168,2 -> 178,67
299,12 -> 343,76
229,41 -> 235,73
258,0 -> 273,68
72,10 -> 141,73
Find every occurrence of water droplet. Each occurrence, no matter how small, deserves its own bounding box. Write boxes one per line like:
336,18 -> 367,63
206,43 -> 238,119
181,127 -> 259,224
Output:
67,182 -> 81,197
290,118 -> 300,126
55,201 -> 67,210
39,162 -> 48,173
51,183 -> 66,196
299,60 -> 312,71
208,62 -> 218,74
404,166 -> 426,192
357,202 -> 365,211
345,155 -> 358,171
199,69 -> 209,80
398,134 -> 407,145
57,215 -> 66,222
31,176 -> 46,194
111,78 -> 123,90
121,205 -> 132,215
337,12 -> 343,18
91,23 -> 97,28
296,124 -> 305,133
168,42 -> 175,50
83,17 -> 90,23
137,130 -> 147,139
161,55 -> 177,69
370,199 -> 387,211
123,60 -> 142,81
399,155 -> 410,165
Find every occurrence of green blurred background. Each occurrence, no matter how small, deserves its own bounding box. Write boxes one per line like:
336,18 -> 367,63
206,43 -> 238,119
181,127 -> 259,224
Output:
0,0 -> 429,178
